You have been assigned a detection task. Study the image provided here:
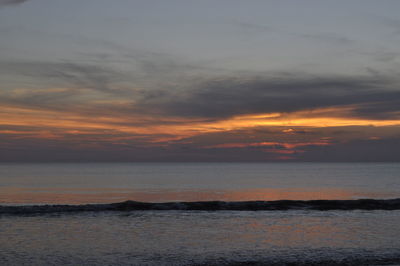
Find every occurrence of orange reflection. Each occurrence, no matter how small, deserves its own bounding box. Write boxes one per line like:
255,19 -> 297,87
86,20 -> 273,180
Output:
0,187 -> 394,205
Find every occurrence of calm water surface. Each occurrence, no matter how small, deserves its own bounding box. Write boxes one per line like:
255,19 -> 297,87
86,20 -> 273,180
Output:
0,163 -> 399,204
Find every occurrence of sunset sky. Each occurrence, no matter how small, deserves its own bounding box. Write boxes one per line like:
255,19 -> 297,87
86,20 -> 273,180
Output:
1,0 -> 400,161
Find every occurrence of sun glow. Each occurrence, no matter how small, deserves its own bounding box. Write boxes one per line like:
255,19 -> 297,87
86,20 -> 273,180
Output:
1,104 -> 400,144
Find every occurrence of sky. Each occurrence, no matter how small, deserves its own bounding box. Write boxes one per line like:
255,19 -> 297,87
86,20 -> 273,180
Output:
1,0 -> 400,162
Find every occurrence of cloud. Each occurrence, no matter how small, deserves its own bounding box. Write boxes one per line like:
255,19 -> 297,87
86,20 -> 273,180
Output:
135,73 -> 400,120
298,32 -> 353,45
232,21 -> 274,33
2,59 -> 400,124
232,20 -> 352,45
380,16 -> 400,35
0,0 -> 29,7
297,138 -> 400,162
0,61 -> 128,93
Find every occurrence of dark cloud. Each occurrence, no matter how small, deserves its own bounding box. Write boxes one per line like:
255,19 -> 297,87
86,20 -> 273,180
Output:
0,61 -> 128,93
0,46 -> 215,94
297,138 -> 400,162
136,74 -> 400,120
2,59 -> 400,123
0,0 -> 29,7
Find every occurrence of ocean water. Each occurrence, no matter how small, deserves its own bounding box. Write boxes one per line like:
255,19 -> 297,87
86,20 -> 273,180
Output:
1,210 -> 400,265
1,163 -> 400,265
0,162 -> 399,204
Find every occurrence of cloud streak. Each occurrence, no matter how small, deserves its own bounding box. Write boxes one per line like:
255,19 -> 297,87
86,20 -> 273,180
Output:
0,0 -> 29,7
232,20 -> 353,45
135,73 -> 400,120
2,58 -> 400,124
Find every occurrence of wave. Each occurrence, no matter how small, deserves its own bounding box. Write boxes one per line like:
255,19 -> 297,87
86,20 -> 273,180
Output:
1,198 -> 400,214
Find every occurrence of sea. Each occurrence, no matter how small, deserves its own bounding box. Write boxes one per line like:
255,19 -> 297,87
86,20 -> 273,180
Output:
1,162 -> 400,265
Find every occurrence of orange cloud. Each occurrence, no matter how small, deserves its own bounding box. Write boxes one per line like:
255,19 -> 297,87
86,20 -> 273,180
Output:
204,141 -> 331,149
262,149 -> 305,154
1,103 -> 400,146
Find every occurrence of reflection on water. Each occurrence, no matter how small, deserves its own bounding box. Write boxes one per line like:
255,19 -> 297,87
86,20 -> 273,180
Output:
0,187 -> 395,204
1,210 -> 400,265
0,163 -> 399,204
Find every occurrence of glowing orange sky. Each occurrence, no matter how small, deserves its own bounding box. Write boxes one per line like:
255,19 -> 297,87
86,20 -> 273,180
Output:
1,94 -> 400,162
2,104 -> 400,142
0,102 -> 398,162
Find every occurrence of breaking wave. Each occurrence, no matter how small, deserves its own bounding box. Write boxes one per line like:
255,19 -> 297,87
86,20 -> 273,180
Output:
2,198 -> 400,215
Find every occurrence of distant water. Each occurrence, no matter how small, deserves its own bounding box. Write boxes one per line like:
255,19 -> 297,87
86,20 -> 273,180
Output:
0,163 -> 399,204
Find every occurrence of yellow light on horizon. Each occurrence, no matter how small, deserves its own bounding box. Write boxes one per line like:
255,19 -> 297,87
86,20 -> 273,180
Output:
1,104 -> 400,143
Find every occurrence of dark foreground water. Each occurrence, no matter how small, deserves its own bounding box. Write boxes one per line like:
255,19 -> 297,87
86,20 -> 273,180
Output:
1,210 -> 400,265
0,163 -> 399,265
